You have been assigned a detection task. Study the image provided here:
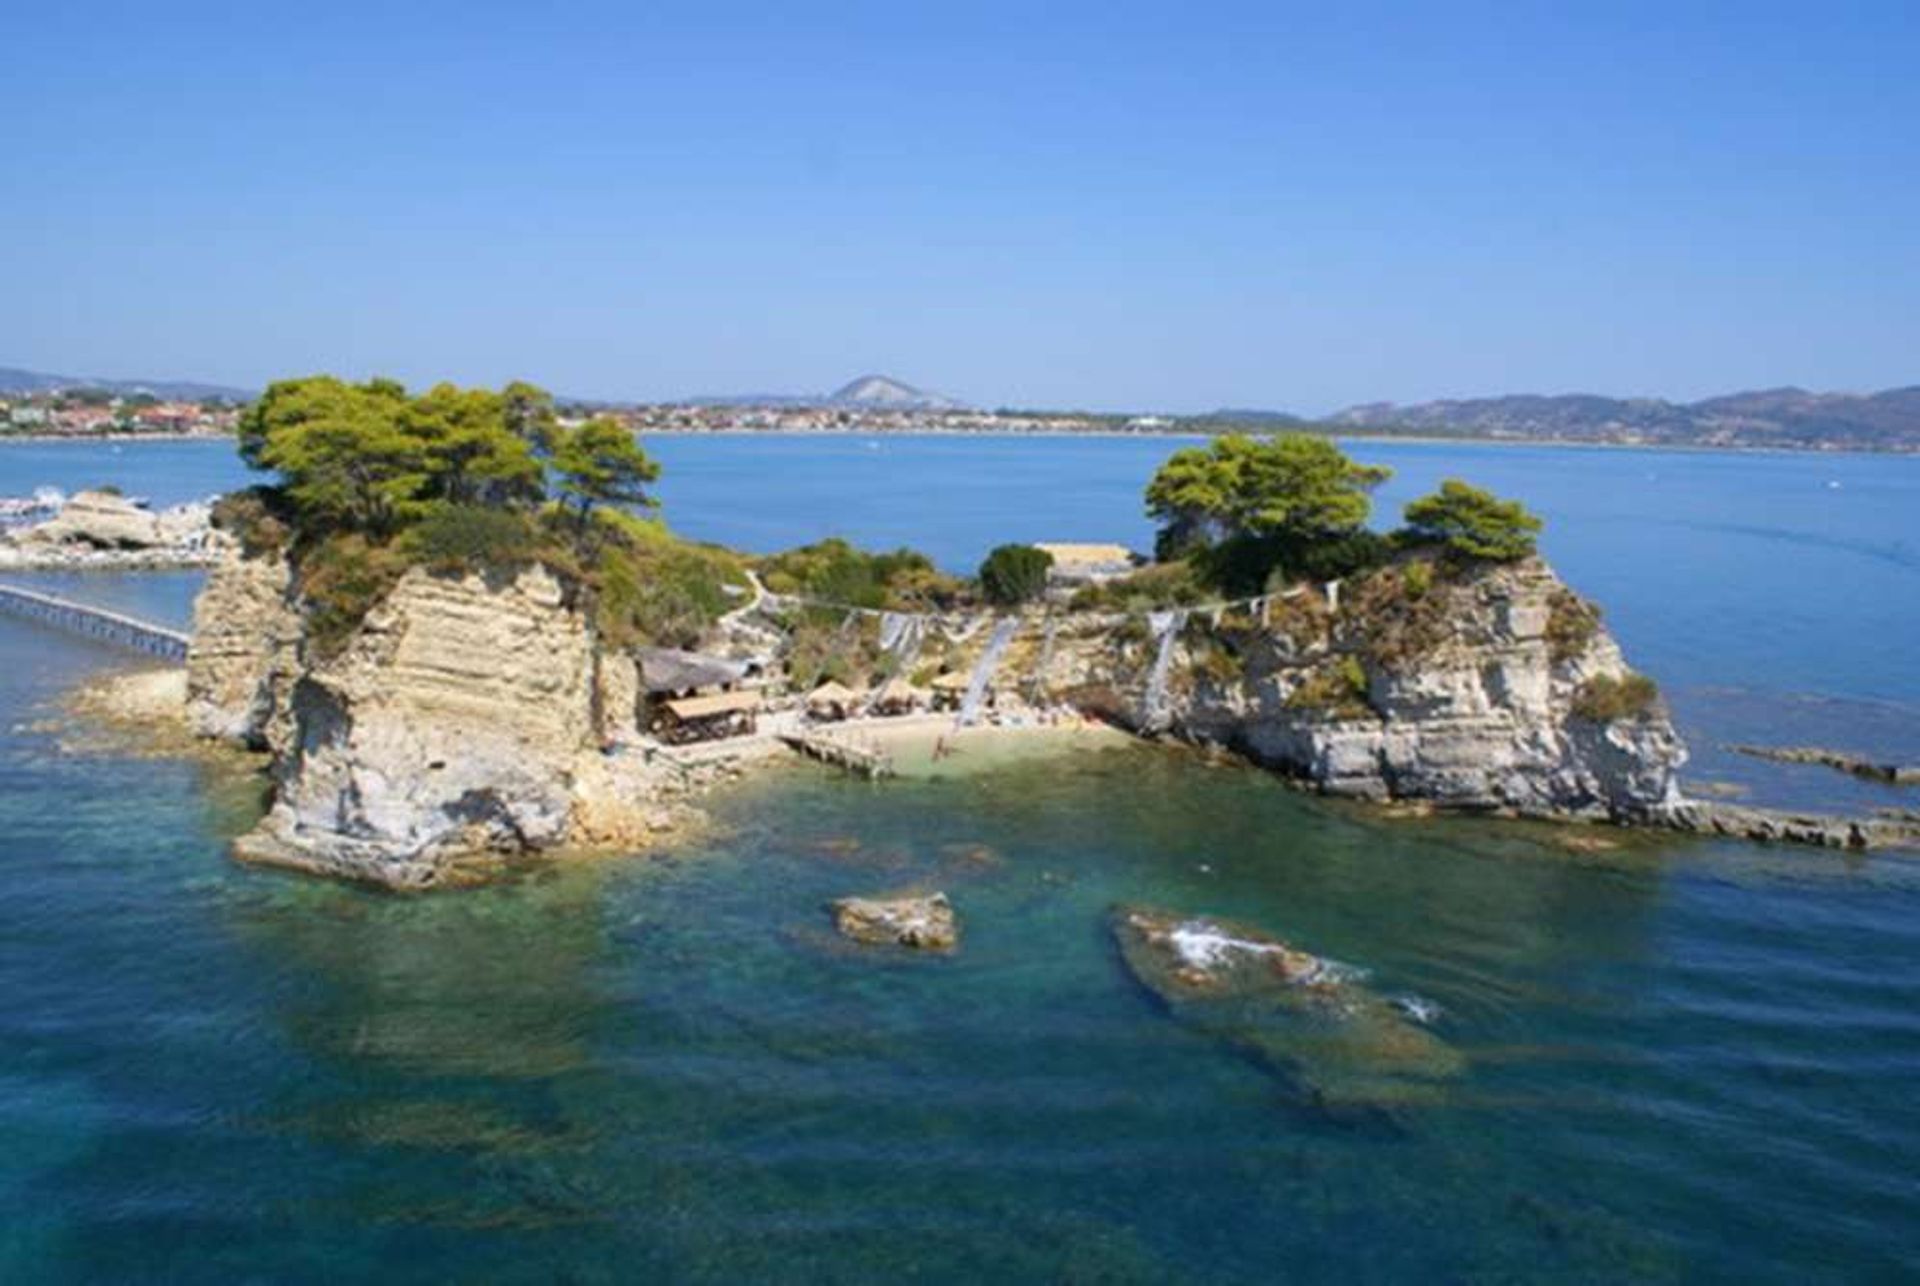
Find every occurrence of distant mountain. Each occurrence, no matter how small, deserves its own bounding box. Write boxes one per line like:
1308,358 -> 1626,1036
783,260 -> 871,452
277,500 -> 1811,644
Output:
681,374 -> 967,411
1327,385 -> 1920,451
827,374 -> 965,411
0,365 -> 253,401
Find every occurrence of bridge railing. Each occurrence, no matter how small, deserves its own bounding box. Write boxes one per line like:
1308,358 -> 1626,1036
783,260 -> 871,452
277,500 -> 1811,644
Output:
0,582 -> 190,661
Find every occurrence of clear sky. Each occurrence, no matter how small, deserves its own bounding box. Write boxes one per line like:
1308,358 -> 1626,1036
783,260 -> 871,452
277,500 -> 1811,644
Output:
4,1 -> 1916,412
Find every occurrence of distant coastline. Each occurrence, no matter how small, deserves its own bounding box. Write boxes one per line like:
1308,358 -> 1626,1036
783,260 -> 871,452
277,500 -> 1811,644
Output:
3,425 -> 1917,457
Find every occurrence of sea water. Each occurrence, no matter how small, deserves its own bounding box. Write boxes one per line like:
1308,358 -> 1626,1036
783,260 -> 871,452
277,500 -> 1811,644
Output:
1,437 -> 1916,1281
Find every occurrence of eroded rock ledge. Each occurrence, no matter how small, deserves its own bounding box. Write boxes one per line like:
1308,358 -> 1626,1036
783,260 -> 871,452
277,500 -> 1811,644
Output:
184,547 -> 1702,889
1031,557 -> 1686,822
189,554 -> 724,889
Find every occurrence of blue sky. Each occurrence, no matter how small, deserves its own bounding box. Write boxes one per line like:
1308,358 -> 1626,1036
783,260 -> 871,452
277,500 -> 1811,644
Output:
4,2 -> 1916,411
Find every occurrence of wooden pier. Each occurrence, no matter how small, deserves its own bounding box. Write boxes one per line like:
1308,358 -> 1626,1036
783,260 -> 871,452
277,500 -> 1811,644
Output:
781,729 -> 895,779
0,582 -> 190,661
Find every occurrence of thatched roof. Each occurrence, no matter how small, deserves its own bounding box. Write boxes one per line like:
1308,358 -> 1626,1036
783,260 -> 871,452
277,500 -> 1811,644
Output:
875,676 -> 928,704
636,646 -> 750,695
807,680 -> 860,705
662,691 -> 760,721
1035,542 -> 1136,568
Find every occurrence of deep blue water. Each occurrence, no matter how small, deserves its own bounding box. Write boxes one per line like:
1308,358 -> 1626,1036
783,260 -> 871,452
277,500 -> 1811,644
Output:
2,437 -> 1918,1282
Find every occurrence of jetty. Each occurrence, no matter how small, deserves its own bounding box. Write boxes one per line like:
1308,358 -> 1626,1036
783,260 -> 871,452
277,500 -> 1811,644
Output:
781,728 -> 895,779
0,582 -> 190,661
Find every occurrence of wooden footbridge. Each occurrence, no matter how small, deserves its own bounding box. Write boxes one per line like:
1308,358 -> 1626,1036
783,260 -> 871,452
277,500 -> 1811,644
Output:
781,728 -> 895,779
0,582 -> 190,661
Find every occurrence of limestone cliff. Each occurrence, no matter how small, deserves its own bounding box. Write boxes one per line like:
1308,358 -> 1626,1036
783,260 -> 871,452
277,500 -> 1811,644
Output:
1026,557 -> 1684,819
185,552 -> 302,746
192,555 -> 674,888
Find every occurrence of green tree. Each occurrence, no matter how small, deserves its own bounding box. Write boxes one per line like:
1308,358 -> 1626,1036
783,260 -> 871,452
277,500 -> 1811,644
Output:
977,543 -> 1054,605
239,375 -> 428,533
1145,434 -> 1391,555
502,380 -> 559,453
400,382 -> 542,508
1401,480 -> 1543,561
551,417 -> 661,535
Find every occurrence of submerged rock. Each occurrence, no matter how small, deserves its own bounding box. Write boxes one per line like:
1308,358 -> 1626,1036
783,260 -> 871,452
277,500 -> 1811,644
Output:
1727,743 -> 1920,786
1111,905 -> 1462,1109
831,892 -> 958,950
1661,799 -> 1920,851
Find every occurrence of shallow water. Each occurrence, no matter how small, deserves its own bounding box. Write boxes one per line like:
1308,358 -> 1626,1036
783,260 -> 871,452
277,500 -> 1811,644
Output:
2,437 -> 1918,1280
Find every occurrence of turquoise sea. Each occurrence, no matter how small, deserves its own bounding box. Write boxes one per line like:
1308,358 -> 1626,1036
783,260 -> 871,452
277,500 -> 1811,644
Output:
2,437 -> 1917,1282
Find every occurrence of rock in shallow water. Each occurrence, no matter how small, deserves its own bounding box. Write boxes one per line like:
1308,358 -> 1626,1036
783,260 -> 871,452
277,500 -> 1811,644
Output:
1111,905 -> 1462,1109
831,892 -> 958,950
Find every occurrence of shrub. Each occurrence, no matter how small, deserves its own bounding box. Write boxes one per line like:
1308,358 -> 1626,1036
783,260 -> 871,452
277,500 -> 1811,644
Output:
1068,561 -> 1206,612
758,538 -> 947,610
1401,480 -> 1542,562
296,533 -> 410,656
1545,588 -> 1602,663
1572,673 -> 1660,722
1285,527 -> 1397,584
398,504 -> 540,575
210,485 -> 294,556
1402,560 -> 1434,600
589,509 -> 749,649
1287,654 -> 1371,716
977,543 -> 1054,605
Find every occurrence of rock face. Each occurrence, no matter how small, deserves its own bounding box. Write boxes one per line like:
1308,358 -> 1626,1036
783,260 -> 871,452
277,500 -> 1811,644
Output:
185,555 -> 674,888
21,489 -> 165,547
234,565 -> 601,886
1663,800 -> 1920,851
185,552 -> 302,745
1111,906 -> 1461,1109
1727,743 -> 1920,787
830,892 -> 959,950
1033,558 -> 1684,820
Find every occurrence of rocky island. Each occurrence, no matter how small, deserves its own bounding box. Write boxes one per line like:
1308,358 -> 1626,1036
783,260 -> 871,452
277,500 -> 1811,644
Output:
132,374 -> 1714,891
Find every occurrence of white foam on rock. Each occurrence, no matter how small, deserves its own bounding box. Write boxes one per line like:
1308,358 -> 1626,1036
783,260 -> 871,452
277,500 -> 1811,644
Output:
1167,922 -> 1282,969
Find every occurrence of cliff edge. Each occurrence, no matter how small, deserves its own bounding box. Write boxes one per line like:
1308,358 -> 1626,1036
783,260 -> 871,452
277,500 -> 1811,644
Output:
1031,557 -> 1685,820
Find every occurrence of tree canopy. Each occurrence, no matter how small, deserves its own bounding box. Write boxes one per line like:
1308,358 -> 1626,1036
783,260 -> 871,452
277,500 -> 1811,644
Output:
1144,433 -> 1393,590
551,416 -> 662,529
977,543 -> 1053,605
1401,480 -> 1543,562
1145,434 -> 1391,556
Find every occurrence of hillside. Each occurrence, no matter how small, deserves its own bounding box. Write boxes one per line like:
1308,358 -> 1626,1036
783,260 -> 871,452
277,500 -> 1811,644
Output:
0,365 -> 253,402
1326,385 -> 1920,451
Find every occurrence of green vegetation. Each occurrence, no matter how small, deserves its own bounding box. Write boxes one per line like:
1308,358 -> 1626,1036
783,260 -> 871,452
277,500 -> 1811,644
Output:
977,543 -> 1053,606
1138,438 -> 1550,599
1572,673 -> 1661,722
1067,561 -> 1208,612
758,538 -> 960,611
1146,433 -> 1391,557
232,374 -> 742,652
1402,480 -> 1542,562
1545,588 -> 1602,663
552,415 -> 661,535
1286,655 -> 1372,717
1143,433 -> 1393,593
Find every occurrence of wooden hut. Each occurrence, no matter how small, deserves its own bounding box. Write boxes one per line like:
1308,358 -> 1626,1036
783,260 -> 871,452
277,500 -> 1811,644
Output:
805,680 -> 861,721
872,676 -> 930,716
655,690 -> 760,745
929,671 -> 973,713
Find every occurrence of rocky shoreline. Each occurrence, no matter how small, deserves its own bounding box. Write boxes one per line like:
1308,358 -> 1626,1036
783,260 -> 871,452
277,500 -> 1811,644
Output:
0,488 -> 229,570
1727,743 -> 1920,787
157,533 -> 1716,890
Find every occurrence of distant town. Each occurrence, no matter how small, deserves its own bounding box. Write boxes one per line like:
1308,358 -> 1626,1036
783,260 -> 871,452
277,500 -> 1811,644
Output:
2,368 -> 1916,452
0,388 -> 242,439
